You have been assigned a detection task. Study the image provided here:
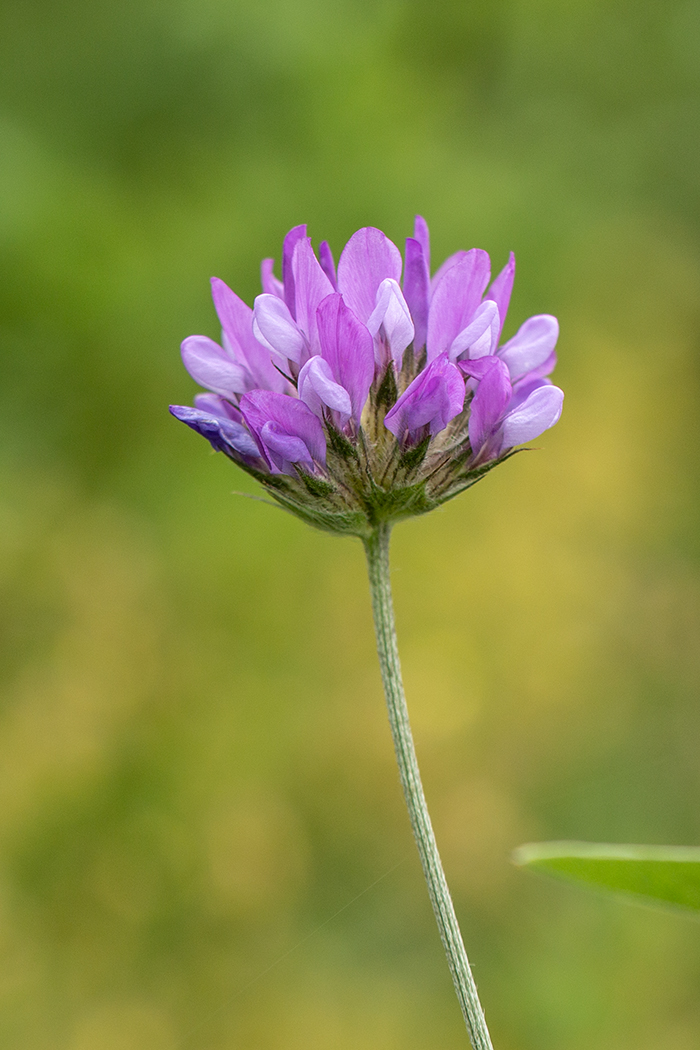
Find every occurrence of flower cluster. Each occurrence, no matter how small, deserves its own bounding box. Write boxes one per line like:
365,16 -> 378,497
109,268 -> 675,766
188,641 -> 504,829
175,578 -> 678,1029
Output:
170,219 -> 564,536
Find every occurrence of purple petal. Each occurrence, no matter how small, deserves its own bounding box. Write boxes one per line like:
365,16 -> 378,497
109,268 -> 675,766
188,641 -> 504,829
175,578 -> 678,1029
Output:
498,314 -> 559,381
318,241 -> 338,289
181,335 -> 249,397
240,390 -> 327,474
194,392 -> 242,422
253,294 -> 307,366
384,353 -> 465,442
261,258 -> 284,298
460,356 -> 512,453
429,250 -> 465,298
530,350 -> 557,379
298,355 -> 352,420
291,238 -> 334,359
336,227 -> 403,323
507,373 -> 550,413
260,423 -> 313,469
487,252 -> 515,337
282,224 -> 307,318
427,249 -> 491,361
366,278 -> 415,368
316,292 -> 374,424
211,277 -> 286,392
501,384 -> 564,448
169,404 -> 260,459
414,215 -> 431,274
211,278 -> 253,350
449,300 -> 500,362
403,237 -> 429,352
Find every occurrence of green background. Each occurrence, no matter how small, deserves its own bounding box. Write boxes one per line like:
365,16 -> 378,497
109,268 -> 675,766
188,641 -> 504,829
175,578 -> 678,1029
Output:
2,0 -> 700,1047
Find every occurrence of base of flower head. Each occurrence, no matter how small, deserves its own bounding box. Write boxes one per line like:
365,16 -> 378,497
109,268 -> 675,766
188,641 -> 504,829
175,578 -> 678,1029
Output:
196,353 -> 520,538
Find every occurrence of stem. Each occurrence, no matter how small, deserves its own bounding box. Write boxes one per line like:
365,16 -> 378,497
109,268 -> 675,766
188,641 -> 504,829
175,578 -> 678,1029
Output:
364,522 -> 494,1050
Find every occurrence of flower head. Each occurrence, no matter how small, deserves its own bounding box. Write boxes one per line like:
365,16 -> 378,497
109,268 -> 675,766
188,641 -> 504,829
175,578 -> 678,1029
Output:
170,219 -> 564,536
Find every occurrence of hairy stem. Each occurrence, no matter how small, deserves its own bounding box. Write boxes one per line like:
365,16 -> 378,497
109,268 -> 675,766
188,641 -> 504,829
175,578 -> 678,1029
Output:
364,522 -> 494,1050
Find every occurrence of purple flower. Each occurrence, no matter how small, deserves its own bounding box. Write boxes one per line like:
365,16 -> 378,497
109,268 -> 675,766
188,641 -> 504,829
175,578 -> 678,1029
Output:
336,226 -> 403,322
488,252 -> 515,339
298,292 -> 375,427
253,235 -> 334,373
171,218 -> 564,535
366,278 -> 414,369
337,228 -> 414,368
403,223 -> 430,352
427,249 -> 492,361
318,240 -> 338,289
460,356 -> 564,464
447,300 -> 501,363
240,390 -> 327,475
384,354 -> 465,444
497,314 -> 559,381
180,278 -> 287,399
169,402 -> 261,462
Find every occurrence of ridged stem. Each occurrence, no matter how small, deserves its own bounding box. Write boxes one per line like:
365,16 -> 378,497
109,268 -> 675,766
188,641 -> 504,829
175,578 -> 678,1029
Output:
363,522 -> 494,1050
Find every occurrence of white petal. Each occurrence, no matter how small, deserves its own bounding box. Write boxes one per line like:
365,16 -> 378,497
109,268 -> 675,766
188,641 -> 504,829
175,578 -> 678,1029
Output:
253,293 -> 307,365
498,314 -> 558,380
367,278 -> 415,365
298,356 -> 352,417
501,385 -> 564,447
449,300 -> 500,362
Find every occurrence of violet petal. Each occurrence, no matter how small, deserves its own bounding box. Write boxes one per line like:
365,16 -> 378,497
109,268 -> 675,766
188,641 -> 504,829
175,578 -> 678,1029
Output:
501,384 -> 564,448
414,215 -> 431,274
337,227 -> 403,323
281,224 -> 307,318
181,335 -> 249,397
318,240 -> 338,289
261,258 -> 284,298
240,390 -> 327,473
429,250 -> 465,298
403,237 -> 429,352
169,404 -> 259,459
316,292 -> 374,423
487,252 -> 515,337
384,353 -> 465,441
461,356 -> 511,453
193,392 -> 243,422
427,249 -> 491,361
449,300 -> 500,362
529,350 -> 557,379
291,238 -> 334,359
260,422 -> 314,468
211,277 -> 286,392
298,355 -> 352,420
253,294 -> 307,366
507,373 -> 551,413
498,314 -> 559,381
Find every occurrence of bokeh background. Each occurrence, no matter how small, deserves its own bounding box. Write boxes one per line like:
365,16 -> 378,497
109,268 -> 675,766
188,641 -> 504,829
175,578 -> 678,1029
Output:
1,0 -> 700,1047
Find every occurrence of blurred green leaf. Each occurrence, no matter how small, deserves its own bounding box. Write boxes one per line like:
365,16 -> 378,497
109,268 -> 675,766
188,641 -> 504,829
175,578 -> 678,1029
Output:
513,841 -> 700,915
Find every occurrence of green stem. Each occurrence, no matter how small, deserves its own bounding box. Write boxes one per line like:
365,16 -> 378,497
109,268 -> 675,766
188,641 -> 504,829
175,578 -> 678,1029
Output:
364,522 -> 494,1050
